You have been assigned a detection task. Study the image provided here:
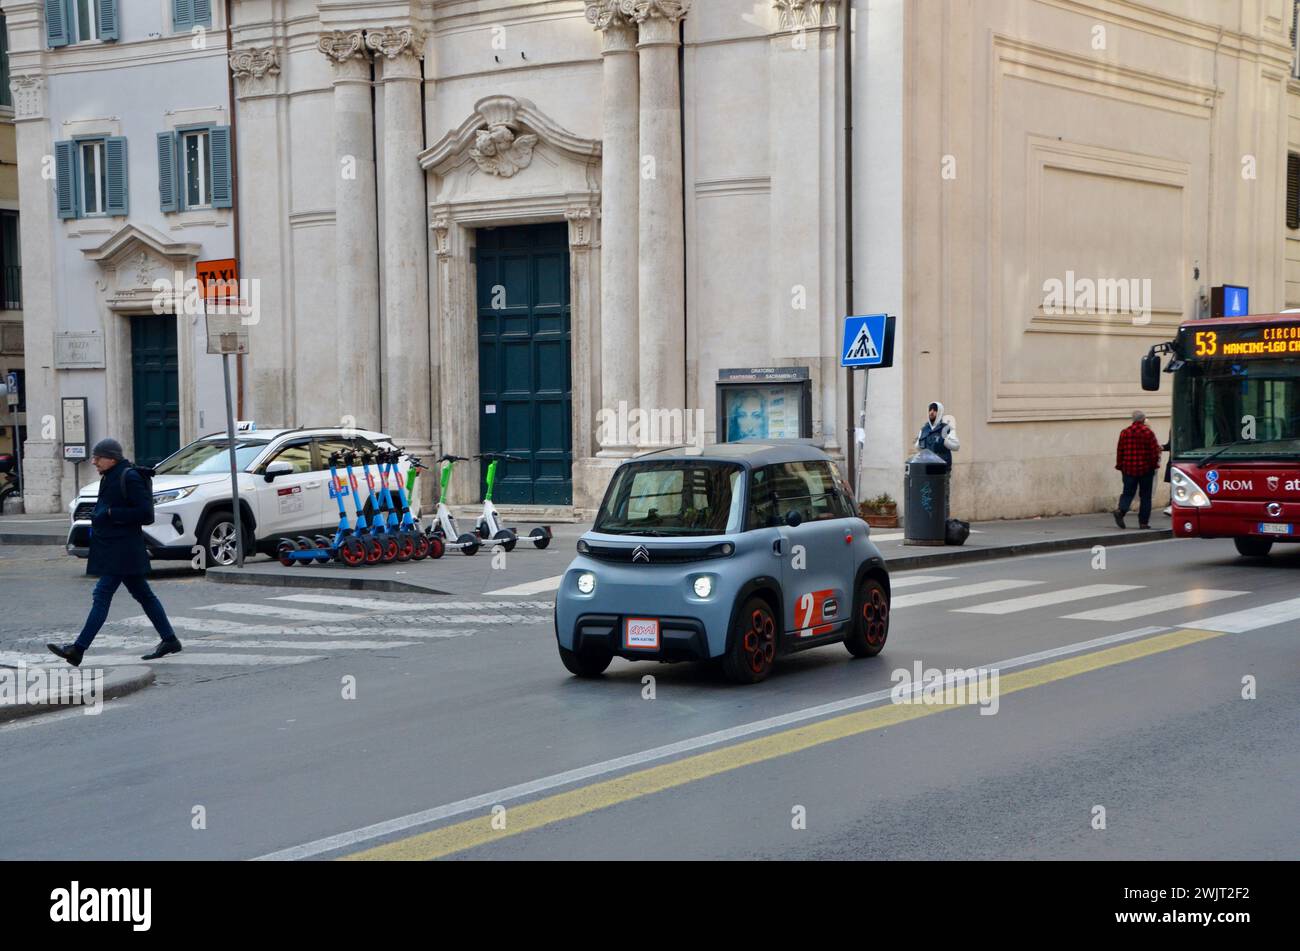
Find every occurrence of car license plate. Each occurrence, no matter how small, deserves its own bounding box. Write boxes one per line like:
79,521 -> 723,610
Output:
1258,523 -> 1293,535
625,617 -> 660,650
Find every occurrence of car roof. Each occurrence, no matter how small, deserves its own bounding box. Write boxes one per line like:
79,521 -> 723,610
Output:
632,440 -> 834,468
194,428 -> 392,443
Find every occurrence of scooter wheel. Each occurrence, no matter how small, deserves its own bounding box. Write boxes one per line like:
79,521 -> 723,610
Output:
395,532 -> 415,562
314,536 -> 333,564
277,540 -> 296,567
339,537 -> 366,567
530,527 -> 551,550
457,532 -> 480,556
295,537 -> 316,567
411,533 -> 430,561
493,529 -> 517,553
381,536 -> 399,563
364,537 -> 384,565
426,536 -> 445,559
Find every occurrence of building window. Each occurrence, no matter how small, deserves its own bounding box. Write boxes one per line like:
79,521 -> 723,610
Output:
1289,153 -> 1300,231
183,130 -> 211,209
0,15 -> 11,108
172,0 -> 213,33
0,212 -> 20,311
54,137 -> 128,219
157,126 -> 231,212
44,0 -> 117,48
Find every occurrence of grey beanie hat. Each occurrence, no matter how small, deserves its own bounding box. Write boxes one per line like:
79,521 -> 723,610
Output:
91,438 -> 125,461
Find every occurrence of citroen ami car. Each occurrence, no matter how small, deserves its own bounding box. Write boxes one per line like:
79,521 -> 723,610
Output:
555,442 -> 891,684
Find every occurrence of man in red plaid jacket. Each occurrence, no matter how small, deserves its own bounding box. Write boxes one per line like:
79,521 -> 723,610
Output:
1113,410 -> 1163,529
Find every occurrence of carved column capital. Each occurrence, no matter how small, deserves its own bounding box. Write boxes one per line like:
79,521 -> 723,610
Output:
772,0 -> 837,32
318,30 -> 370,79
585,1 -> 638,52
365,26 -> 426,61
632,0 -> 690,46
566,207 -> 597,250
229,46 -> 281,95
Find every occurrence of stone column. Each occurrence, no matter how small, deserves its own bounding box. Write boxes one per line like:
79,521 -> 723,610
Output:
9,70 -> 60,512
633,0 -> 689,443
318,31 -> 381,428
367,27 -> 432,459
585,1 -> 639,456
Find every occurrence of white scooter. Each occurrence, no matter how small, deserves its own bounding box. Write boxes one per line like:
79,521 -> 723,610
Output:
472,452 -> 552,552
427,454 -> 484,556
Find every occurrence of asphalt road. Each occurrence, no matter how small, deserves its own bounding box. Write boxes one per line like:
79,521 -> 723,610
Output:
1,535 -> 1297,860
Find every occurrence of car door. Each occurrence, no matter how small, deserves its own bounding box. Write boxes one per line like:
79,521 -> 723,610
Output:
771,460 -> 853,640
253,438 -> 323,540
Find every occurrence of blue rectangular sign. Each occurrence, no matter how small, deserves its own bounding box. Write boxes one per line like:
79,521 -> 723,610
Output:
841,314 -> 895,368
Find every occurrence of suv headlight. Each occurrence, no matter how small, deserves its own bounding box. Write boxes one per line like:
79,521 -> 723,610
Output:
1170,467 -> 1210,508
153,485 -> 198,506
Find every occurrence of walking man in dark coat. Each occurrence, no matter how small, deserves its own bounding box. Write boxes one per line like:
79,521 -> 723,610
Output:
48,439 -> 182,667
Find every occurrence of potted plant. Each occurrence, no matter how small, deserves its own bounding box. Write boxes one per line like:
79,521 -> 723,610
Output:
858,493 -> 899,528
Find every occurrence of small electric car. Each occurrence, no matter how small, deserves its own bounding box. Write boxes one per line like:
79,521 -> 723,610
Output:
555,442 -> 891,684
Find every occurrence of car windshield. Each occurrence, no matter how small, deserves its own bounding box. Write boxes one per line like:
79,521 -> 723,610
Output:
1172,359 -> 1300,459
154,438 -> 270,475
593,460 -> 744,536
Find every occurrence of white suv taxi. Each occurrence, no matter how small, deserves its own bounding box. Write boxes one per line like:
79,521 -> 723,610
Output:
67,426 -> 416,568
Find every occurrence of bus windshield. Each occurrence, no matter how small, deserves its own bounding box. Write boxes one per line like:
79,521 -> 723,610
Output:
1172,358 -> 1300,460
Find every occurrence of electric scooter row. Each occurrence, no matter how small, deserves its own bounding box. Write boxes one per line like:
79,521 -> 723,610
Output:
426,452 -> 551,556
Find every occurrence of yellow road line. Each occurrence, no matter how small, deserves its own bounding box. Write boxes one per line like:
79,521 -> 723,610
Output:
342,627 -> 1224,861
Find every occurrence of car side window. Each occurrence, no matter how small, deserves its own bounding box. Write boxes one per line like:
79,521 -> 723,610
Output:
746,465 -> 778,530
313,437 -> 376,470
258,440 -> 312,474
771,461 -> 843,522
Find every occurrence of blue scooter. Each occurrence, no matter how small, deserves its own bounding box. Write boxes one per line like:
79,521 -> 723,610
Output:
276,450 -> 368,567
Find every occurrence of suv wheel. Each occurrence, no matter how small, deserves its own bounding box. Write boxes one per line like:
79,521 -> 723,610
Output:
198,510 -> 247,568
845,576 -> 890,658
722,596 -> 778,684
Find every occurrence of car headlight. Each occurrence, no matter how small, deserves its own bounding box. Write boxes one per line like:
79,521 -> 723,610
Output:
692,575 -> 713,599
153,485 -> 198,506
577,572 -> 596,594
1170,467 -> 1211,509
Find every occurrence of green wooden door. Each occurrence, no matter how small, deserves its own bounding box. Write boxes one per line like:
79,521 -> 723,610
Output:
130,316 -> 180,467
476,223 -> 572,505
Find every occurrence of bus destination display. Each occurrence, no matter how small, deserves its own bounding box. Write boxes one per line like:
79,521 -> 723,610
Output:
1181,321 -> 1300,359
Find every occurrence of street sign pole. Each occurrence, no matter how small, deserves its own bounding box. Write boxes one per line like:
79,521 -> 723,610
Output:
221,352 -> 245,568
841,314 -> 896,500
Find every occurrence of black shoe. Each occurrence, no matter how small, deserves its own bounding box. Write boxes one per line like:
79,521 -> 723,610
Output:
1112,510 -> 1126,529
47,643 -> 84,667
1139,523 -> 1152,530
141,638 -> 183,661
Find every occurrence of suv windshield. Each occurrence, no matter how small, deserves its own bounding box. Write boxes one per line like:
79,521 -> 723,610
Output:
593,460 -> 744,536
155,438 -> 270,475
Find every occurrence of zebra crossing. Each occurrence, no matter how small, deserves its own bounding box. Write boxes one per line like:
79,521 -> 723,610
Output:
10,592 -> 554,670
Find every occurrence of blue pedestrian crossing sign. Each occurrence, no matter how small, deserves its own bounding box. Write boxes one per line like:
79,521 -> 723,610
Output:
841,314 -> 895,368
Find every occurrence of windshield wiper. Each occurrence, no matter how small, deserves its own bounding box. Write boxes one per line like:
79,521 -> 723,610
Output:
1197,437 -> 1293,467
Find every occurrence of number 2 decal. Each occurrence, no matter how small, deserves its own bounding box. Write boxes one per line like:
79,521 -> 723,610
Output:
796,589 -> 835,637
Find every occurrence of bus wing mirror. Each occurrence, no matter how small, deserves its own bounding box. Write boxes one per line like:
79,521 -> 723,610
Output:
1141,351 -> 1162,392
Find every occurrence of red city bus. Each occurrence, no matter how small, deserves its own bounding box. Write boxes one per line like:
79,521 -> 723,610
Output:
1142,313 -> 1300,558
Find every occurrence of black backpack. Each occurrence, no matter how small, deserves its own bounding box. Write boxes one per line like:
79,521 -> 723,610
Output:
118,465 -> 156,525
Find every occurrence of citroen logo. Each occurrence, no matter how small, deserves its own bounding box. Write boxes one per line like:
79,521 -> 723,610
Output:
632,545 -> 650,563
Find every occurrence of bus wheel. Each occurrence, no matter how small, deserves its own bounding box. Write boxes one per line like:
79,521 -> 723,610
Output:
1233,537 -> 1273,558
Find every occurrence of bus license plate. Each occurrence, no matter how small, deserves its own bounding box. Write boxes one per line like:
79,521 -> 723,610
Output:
1258,523 -> 1293,535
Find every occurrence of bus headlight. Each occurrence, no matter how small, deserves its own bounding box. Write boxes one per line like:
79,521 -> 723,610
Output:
1170,467 -> 1211,508
577,572 -> 596,594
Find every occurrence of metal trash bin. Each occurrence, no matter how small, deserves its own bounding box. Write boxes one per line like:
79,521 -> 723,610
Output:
903,448 -> 950,546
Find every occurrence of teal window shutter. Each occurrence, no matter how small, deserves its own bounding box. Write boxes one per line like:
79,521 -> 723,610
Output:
173,0 -> 194,30
193,0 -> 212,28
54,140 -> 78,218
104,137 -> 128,216
98,0 -> 119,41
210,126 -> 232,209
45,0 -> 70,47
157,132 -> 178,212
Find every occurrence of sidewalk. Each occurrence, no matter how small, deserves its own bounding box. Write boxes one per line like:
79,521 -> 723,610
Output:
204,512 -> 1174,595
0,664 -> 155,724
0,514 -> 68,546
